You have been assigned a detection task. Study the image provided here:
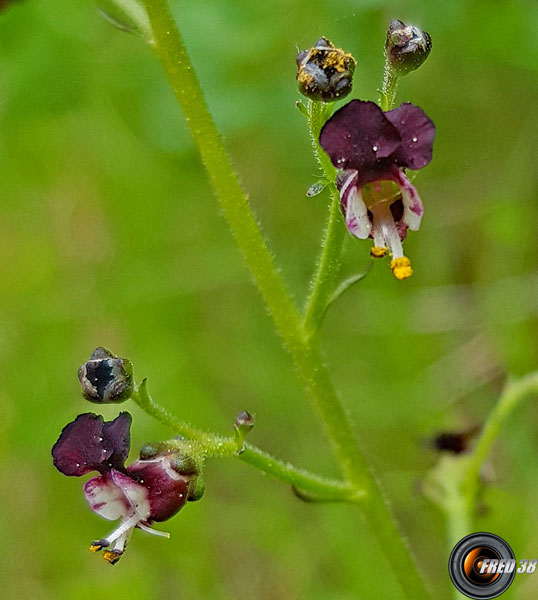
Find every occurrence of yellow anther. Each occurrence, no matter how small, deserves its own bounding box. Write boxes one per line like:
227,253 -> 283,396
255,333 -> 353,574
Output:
102,550 -> 123,565
370,246 -> 388,258
90,544 -> 103,553
390,257 -> 413,280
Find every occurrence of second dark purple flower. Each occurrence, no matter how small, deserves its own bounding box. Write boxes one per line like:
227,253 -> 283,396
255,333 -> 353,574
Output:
320,99 -> 435,279
52,412 -> 201,564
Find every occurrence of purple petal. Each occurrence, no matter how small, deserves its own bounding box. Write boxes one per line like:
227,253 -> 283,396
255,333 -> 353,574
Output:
84,472 -> 132,521
52,412 -> 132,477
385,103 -> 435,170
52,413 -> 107,476
127,456 -> 190,522
102,412 -> 132,471
320,100 -> 401,171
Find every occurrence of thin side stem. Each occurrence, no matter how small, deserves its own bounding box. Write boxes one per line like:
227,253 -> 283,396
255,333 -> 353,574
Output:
239,443 -> 359,501
131,381 -> 356,501
462,371 -> 538,505
302,101 -> 346,337
437,372 -> 538,598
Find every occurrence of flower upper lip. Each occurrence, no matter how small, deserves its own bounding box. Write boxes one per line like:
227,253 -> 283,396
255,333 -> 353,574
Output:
319,99 -> 435,187
52,412 -> 132,476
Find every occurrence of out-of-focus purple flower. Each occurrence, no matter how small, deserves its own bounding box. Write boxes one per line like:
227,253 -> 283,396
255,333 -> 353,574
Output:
320,99 -> 435,279
432,426 -> 480,455
52,413 -> 199,564
0,0 -> 22,13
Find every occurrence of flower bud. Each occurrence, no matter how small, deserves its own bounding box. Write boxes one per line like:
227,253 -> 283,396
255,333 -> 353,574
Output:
78,347 -> 133,404
296,37 -> 356,102
233,410 -> 255,451
385,20 -> 431,76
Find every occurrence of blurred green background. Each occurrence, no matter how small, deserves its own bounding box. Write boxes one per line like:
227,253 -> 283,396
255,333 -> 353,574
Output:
1,0 -> 538,598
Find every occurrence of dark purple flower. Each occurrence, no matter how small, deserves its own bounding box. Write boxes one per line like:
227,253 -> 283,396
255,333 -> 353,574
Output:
52,413 -> 199,564
320,99 -> 435,279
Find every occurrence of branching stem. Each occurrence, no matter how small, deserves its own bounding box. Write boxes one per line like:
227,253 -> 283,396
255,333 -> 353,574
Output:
135,2 -> 432,596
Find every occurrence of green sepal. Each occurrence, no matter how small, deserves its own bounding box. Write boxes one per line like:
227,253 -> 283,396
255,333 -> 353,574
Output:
295,100 -> 309,118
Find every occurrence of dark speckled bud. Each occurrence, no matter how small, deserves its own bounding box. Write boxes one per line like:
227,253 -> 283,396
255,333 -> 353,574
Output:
296,37 -> 356,102
385,20 -> 431,76
78,347 -> 133,404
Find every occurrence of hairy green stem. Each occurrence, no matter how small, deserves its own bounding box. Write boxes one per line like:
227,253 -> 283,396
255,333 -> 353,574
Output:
140,0 -> 365,491
138,2 -> 432,596
132,381 -> 356,501
302,100 -> 346,337
380,63 -> 399,111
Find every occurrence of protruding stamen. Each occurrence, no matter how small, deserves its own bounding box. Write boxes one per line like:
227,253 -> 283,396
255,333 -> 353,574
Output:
369,200 -> 404,259
91,512 -> 139,558
391,257 -> 413,280
90,539 -> 109,553
105,513 -> 139,545
370,246 -> 388,258
137,522 -> 171,538
102,549 -> 123,565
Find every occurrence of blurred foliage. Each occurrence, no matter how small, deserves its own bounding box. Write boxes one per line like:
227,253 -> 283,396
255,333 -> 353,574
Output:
0,0 -> 537,598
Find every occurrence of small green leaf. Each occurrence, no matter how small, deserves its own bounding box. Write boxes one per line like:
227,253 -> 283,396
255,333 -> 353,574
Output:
295,100 -> 309,118
326,266 -> 373,308
98,7 -> 138,35
97,0 -> 153,43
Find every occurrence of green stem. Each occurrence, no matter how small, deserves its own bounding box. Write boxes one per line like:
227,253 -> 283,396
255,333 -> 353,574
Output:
306,100 -> 336,177
140,0 -> 364,491
302,101 -> 346,337
131,382 -> 357,501
138,2 -> 432,596
446,501 -> 471,600
438,372 -> 538,598
239,443 -> 358,501
380,62 -> 399,111
462,371 -> 538,506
